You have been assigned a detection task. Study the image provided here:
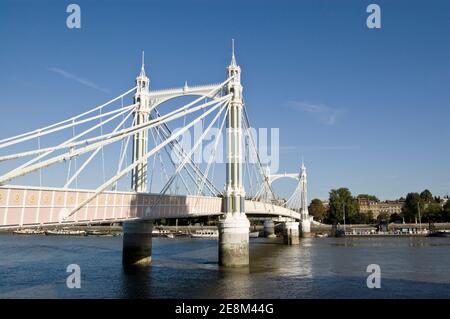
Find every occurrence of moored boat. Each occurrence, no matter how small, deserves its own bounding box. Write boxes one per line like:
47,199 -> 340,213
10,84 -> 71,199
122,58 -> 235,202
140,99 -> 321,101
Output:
427,230 -> 450,238
190,229 -> 219,238
249,231 -> 259,238
152,228 -> 173,237
13,229 -> 46,235
86,230 -> 117,237
45,229 -> 87,236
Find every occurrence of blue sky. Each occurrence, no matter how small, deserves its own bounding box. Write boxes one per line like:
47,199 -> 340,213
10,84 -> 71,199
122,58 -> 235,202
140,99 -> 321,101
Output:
0,0 -> 449,201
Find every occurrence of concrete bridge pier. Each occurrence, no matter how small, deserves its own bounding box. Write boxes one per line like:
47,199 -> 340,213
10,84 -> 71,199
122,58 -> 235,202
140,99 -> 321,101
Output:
263,219 -> 276,238
122,220 -> 153,266
301,218 -> 311,236
283,221 -> 300,245
218,214 -> 250,267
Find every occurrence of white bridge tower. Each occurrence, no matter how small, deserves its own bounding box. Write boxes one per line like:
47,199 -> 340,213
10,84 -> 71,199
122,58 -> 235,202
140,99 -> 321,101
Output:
218,40 -> 250,267
300,161 -> 311,233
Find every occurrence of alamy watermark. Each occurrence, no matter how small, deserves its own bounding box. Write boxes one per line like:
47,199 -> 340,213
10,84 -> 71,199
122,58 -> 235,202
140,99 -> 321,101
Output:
170,124 -> 280,173
366,4 -> 381,29
66,264 -> 81,289
366,264 -> 381,288
66,4 -> 81,29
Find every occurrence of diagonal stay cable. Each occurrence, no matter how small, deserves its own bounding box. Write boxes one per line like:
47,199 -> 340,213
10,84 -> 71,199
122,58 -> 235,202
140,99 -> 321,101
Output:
0,104 -> 136,162
64,108 -> 135,188
0,87 -> 136,145
146,101 -> 227,215
62,98 -> 227,220
152,107 -> 221,196
0,94 -> 232,184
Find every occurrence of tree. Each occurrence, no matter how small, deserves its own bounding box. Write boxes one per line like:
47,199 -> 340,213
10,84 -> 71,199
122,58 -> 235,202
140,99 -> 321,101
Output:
423,203 -> 443,222
389,213 -> 403,223
308,199 -> 326,222
444,200 -> 450,212
357,194 -> 379,202
442,200 -> 450,222
377,212 -> 389,223
402,193 -> 424,223
327,188 -> 359,224
365,211 -> 374,224
420,189 -> 433,204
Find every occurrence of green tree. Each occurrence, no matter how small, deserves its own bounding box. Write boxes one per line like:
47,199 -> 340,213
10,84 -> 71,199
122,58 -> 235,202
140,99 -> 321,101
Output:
442,200 -> 450,222
423,203 -> 443,222
389,213 -> 403,223
443,200 -> 450,212
420,189 -> 433,204
327,188 -> 359,224
402,193 -> 424,223
308,199 -> 326,222
357,194 -> 379,202
365,211 -> 374,224
377,212 -> 389,223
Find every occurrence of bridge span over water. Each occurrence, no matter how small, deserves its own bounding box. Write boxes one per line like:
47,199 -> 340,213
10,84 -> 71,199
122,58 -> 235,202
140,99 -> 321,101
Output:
0,43 -> 311,266
0,185 -> 301,228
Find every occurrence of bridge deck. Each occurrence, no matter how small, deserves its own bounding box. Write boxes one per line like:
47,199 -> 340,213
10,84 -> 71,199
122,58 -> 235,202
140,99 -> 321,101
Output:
0,186 -> 300,228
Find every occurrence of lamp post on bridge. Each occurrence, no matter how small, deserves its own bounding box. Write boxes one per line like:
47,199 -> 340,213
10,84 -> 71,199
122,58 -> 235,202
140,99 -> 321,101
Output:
217,40 -> 251,267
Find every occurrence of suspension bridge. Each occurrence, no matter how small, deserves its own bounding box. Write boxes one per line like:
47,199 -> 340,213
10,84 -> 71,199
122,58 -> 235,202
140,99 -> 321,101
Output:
0,43 -> 311,266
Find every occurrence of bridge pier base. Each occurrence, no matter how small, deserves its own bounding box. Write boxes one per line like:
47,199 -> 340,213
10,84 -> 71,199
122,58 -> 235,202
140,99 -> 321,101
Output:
283,221 -> 300,245
218,214 -> 250,267
263,220 -> 276,238
301,219 -> 311,236
122,220 -> 153,266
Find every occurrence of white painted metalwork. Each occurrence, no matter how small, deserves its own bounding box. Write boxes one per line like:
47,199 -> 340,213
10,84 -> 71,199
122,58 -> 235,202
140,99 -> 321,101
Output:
0,46 -> 307,229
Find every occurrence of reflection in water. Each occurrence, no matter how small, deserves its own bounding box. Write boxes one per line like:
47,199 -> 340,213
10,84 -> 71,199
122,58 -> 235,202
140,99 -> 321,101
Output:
215,267 -> 251,299
1,234 -> 450,298
121,266 -> 153,298
249,238 -> 313,279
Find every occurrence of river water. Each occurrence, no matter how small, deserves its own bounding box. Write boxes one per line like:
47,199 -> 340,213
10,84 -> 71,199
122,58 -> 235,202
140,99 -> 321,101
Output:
0,234 -> 449,298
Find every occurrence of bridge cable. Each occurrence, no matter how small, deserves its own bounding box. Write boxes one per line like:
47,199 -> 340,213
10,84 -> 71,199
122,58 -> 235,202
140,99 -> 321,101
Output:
99,108 -> 106,183
195,105 -> 228,197
37,132 -> 42,187
63,96 -> 229,219
0,104 -> 136,163
65,108 -> 134,189
149,120 -> 191,195
152,107 -> 221,196
0,96 -> 137,150
159,100 -> 228,196
0,94 -> 231,185
150,101 -> 228,215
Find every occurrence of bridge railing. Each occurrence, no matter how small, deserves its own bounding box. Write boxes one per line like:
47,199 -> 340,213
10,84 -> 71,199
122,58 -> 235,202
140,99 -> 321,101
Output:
0,185 -> 222,229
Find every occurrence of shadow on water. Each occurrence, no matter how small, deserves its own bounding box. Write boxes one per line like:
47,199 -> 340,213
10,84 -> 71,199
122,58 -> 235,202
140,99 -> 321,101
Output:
120,266 -> 153,298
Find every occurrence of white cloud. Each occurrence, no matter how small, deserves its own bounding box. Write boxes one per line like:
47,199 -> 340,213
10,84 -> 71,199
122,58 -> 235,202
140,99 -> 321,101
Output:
280,145 -> 358,153
288,101 -> 343,125
48,67 -> 109,93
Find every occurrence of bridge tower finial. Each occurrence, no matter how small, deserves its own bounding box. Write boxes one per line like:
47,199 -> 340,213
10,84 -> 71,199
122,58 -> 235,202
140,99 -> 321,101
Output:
231,39 -> 237,66
140,50 -> 146,77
